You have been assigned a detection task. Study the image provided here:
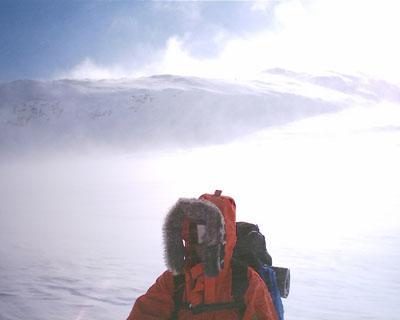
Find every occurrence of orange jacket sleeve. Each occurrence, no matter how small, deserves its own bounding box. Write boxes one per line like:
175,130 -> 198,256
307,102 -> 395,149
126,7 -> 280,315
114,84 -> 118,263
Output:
243,268 -> 279,320
127,270 -> 175,320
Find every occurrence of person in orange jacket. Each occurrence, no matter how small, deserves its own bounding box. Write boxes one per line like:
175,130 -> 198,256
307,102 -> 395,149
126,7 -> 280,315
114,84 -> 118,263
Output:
127,192 -> 278,320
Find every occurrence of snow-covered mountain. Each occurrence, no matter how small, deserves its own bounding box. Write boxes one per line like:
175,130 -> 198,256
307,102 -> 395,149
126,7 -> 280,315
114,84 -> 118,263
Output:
1,71 -> 399,155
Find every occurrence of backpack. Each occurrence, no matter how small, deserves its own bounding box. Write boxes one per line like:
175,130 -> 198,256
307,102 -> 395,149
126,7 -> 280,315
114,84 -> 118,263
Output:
233,222 -> 289,320
171,221 -> 290,320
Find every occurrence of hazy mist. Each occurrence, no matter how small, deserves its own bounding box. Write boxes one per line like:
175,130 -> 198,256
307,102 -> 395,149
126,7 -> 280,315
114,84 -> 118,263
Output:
1,71 -> 400,319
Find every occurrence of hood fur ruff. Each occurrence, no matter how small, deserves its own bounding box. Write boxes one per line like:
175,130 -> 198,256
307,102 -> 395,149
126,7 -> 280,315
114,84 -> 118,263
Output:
163,198 -> 225,275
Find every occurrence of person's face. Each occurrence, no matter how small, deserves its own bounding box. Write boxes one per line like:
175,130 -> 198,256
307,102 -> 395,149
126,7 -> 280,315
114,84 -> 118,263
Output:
194,243 -> 205,262
192,224 -> 206,262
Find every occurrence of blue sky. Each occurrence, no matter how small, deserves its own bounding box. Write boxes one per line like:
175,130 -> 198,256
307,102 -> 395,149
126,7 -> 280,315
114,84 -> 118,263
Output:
1,0 -> 399,82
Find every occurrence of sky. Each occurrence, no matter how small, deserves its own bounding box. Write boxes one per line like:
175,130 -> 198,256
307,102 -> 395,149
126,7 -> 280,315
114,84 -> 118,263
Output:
1,0 -> 400,82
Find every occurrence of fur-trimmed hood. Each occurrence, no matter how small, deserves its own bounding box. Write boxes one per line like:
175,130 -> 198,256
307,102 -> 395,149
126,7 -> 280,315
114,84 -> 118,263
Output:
163,192 -> 237,278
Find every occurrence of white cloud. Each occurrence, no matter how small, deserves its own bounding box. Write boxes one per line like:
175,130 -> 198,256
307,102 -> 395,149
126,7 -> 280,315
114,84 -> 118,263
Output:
58,0 -> 400,83
155,0 -> 400,80
250,0 -> 274,12
152,1 -> 202,26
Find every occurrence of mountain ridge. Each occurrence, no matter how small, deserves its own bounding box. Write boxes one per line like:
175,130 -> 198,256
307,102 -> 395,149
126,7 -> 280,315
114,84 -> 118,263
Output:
1,71 -> 399,156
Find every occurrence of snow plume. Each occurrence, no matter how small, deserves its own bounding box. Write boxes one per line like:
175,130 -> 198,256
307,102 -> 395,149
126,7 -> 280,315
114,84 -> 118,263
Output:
58,58 -> 126,80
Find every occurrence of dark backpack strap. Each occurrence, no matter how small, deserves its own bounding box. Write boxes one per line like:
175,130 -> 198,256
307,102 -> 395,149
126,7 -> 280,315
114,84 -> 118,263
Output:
180,301 -> 244,314
231,260 -> 249,319
171,274 -> 185,320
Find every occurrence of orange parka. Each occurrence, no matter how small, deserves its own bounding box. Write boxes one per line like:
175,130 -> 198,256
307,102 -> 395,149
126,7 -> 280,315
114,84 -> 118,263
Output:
127,192 -> 278,320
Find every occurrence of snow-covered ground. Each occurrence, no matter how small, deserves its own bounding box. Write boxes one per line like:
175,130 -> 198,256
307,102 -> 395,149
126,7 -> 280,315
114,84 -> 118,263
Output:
0,72 -> 399,319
